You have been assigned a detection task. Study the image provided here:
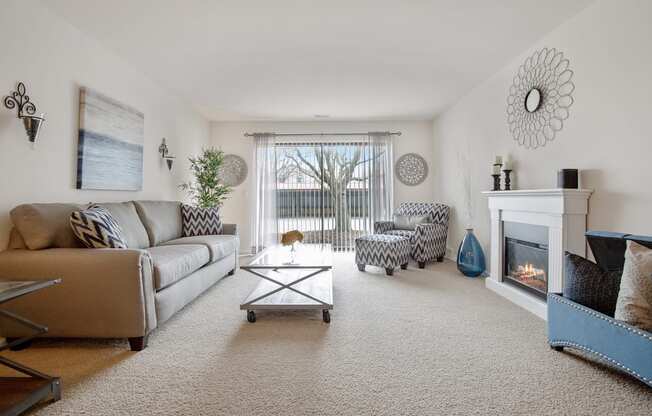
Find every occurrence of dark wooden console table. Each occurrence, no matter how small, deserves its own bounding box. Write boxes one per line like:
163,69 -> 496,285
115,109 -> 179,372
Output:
0,279 -> 61,416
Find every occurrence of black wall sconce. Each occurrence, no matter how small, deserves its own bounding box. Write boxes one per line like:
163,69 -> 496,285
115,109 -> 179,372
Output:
3,82 -> 45,143
159,138 -> 175,170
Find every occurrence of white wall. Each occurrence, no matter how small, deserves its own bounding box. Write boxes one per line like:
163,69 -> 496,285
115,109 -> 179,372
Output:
211,120 -> 435,252
433,0 -> 652,262
0,0 -> 210,248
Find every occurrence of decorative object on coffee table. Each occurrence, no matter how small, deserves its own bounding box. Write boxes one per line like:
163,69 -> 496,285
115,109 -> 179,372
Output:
355,234 -> 410,276
456,228 -> 485,277
0,279 -> 61,415
395,153 -> 428,186
281,230 -> 304,265
217,154 -> 248,187
507,47 -> 574,149
240,244 -> 333,323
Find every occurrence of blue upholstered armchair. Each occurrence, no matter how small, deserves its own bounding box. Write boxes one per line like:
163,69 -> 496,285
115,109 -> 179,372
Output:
548,231 -> 652,388
374,202 -> 450,268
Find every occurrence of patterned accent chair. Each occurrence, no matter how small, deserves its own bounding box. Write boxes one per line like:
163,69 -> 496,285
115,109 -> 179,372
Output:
374,202 -> 450,268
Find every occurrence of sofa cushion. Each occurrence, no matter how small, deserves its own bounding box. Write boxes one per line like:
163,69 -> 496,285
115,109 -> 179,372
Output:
93,202 -> 150,249
147,244 -> 210,290
181,204 -> 223,236
7,228 -> 26,250
161,235 -> 238,263
615,241 -> 652,330
10,203 -> 86,249
133,201 -> 183,246
70,206 -> 128,249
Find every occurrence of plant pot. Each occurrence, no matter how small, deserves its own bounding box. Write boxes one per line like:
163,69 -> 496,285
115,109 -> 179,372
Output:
456,228 -> 486,277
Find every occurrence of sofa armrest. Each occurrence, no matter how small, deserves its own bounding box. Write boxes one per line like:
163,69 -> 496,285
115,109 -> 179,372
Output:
374,221 -> 394,234
548,293 -> 652,387
0,248 -> 156,339
222,223 -> 238,236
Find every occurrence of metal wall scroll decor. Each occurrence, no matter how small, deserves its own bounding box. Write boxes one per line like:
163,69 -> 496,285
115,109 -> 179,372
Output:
159,138 -> 176,171
3,82 -> 45,143
395,153 -> 428,186
218,154 -> 248,187
507,48 -> 574,149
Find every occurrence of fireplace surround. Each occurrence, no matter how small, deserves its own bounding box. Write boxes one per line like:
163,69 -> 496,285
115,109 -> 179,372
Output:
483,189 -> 592,319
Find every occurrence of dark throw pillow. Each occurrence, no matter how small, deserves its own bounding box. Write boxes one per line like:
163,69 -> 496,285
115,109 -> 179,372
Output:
564,252 -> 622,316
70,205 -> 127,249
181,204 -> 223,237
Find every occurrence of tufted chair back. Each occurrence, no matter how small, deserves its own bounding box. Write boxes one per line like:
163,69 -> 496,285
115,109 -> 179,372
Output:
395,202 -> 450,226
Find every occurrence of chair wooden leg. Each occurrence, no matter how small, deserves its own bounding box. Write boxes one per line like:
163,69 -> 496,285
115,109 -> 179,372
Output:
128,335 -> 148,351
228,269 -> 235,276
436,256 -> 444,262
357,264 -> 365,272
400,263 -> 408,270
385,267 -> 394,276
418,261 -> 426,269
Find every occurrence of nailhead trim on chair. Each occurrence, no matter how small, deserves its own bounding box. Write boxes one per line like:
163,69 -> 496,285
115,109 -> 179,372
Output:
549,340 -> 651,386
549,295 -> 652,341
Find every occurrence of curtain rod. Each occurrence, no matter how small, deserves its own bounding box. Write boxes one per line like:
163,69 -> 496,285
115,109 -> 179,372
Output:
243,131 -> 401,137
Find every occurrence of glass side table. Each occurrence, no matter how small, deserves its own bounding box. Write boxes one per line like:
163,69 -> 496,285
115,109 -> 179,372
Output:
0,279 -> 61,416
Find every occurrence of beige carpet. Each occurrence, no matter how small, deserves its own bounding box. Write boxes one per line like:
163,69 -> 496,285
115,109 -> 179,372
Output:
2,254 -> 650,415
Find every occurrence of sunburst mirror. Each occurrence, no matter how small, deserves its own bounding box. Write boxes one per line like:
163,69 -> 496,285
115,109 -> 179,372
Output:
507,48 -> 575,149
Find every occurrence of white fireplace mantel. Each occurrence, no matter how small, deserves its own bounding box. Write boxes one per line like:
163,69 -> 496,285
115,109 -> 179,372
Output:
483,189 -> 593,320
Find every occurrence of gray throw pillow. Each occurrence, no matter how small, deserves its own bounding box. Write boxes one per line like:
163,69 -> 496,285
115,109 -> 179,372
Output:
394,214 -> 430,231
614,241 -> 652,330
563,252 -> 622,316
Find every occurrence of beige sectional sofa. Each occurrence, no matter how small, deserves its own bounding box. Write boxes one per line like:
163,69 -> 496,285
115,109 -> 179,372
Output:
0,200 -> 238,351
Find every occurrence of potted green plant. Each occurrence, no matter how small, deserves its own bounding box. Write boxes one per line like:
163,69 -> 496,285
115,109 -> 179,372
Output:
180,147 -> 232,207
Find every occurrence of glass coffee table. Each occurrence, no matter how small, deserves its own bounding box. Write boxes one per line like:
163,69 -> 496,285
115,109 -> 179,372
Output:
240,244 -> 333,323
0,279 -> 61,416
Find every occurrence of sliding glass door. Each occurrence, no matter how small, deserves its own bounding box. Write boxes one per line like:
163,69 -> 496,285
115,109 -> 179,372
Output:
275,141 -> 373,251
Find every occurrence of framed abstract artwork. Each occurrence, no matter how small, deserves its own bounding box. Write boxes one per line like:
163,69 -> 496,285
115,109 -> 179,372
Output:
76,87 -> 144,190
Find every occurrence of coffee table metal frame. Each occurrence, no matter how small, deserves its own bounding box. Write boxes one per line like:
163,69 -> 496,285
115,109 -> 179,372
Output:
0,279 -> 62,416
240,245 -> 333,323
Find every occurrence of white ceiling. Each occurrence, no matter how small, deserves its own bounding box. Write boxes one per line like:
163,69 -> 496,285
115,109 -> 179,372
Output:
42,0 -> 593,121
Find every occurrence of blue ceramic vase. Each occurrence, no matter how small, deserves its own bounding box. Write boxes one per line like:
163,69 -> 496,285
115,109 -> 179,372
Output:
456,228 -> 486,277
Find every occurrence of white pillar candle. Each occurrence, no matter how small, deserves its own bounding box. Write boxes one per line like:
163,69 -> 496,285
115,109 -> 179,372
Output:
494,155 -> 503,165
492,164 -> 501,175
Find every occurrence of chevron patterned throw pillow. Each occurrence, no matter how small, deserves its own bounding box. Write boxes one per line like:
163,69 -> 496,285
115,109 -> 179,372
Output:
70,205 -> 127,249
181,204 -> 223,237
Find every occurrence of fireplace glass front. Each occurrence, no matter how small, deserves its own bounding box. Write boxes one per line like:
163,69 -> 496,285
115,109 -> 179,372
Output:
503,222 -> 549,299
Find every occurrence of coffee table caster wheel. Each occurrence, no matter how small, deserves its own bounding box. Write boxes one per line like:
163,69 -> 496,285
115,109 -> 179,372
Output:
247,310 -> 256,323
322,310 -> 330,323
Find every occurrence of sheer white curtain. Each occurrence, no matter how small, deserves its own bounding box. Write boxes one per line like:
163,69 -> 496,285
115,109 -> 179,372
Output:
251,134 -> 278,253
367,132 -> 394,226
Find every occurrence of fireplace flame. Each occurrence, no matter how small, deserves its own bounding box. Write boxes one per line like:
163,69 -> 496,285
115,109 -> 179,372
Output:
515,263 -> 545,280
